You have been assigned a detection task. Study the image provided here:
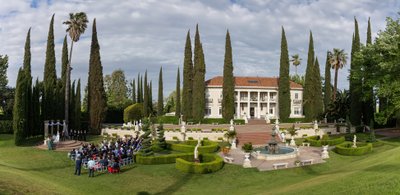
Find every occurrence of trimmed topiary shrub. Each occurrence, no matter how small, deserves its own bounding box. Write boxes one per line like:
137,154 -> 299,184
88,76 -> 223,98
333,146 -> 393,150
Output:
175,154 -> 224,174
170,140 -> 219,153
136,153 -> 193,165
123,103 -> 143,123
335,142 -> 372,156
305,135 -> 345,147
157,116 -> 179,124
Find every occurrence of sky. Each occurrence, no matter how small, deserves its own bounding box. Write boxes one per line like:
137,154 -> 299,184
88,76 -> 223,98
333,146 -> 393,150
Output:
0,0 -> 399,98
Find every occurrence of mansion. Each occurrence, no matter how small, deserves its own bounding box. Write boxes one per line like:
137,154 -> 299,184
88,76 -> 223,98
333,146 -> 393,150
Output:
205,76 -> 304,119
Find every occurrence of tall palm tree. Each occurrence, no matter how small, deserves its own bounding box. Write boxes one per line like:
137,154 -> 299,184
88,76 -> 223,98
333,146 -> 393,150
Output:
63,12 -> 88,132
290,54 -> 302,75
328,48 -> 348,100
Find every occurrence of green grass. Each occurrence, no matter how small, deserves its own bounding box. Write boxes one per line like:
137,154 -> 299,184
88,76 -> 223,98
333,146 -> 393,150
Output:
1,134 -> 400,194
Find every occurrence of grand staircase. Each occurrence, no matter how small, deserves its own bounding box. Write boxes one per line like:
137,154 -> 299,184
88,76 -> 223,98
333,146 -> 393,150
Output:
247,119 -> 267,125
236,131 -> 271,146
37,140 -> 85,151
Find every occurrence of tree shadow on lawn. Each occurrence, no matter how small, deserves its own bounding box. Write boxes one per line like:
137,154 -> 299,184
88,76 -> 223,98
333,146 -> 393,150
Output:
153,173 -> 194,195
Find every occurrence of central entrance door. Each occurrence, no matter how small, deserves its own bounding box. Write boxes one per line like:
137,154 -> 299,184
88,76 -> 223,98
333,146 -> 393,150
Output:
250,107 -> 255,118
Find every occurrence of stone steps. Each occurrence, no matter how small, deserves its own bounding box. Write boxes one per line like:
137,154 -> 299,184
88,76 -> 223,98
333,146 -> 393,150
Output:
36,140 -> 85,151
247,119 -> 267,125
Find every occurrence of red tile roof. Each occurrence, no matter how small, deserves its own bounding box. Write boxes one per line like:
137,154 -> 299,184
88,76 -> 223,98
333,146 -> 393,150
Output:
205,76 -> 303,89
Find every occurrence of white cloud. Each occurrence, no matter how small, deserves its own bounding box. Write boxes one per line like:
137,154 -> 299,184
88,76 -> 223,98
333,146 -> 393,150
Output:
0,0 -> 398,97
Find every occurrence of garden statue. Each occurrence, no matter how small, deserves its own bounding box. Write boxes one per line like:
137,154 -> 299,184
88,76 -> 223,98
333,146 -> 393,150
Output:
265,115 -> 270,124
290,136 -> 296,146
296,147 -> 300,156
281,132 -> 286,143
243,153 -> 252,168
321,145 -> 329,159
275,119 -> 280,131
231,138 -> 237,149
194,138 -> 201,163
352,135 -> 357,148
181,121 -> 186,133
229,119 -> 235,131
313,120 -> 318,130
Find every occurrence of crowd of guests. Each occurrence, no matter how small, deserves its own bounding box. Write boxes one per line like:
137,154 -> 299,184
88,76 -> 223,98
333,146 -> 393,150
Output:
69,136 -> 142,177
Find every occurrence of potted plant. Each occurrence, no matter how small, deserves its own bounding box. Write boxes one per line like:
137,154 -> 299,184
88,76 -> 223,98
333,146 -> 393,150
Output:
222,147 -> 230,155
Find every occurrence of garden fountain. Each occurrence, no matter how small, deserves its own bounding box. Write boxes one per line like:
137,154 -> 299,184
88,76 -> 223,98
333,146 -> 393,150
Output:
253,125 -> 297,160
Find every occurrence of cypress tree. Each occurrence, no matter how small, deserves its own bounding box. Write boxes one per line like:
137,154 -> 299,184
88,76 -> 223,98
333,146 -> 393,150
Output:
192,25 -> 206,121
278,27 -> 291,122
363,17 -> 375,125
13,69 -> 27,145
182,30 -> 193,120
222,30 -> 235,121
137,73 -> 141,103
143,71 -> 149,117
69,81 -> 76,130
350,17 -> 362,126
75,79 -> 81,130
140,75 -> 144,103
324,51 -> 332,111
313,57 -> 324,117
149,81 -> 153,114
156,124 -> 167,149
88,18 -> 107,134
303,31 -> 315,121
131,79 -> 136,104
32,78 -> 41,136
175,67 -> 181,117
23,28 -> 33,137
157,67 -> 164,116
60,35 -> 69,120
43,14 -> 57,120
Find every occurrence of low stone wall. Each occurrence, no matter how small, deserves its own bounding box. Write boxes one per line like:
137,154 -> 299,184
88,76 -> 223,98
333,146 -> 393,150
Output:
288,125 -> 354,139
101,128 -> 226,142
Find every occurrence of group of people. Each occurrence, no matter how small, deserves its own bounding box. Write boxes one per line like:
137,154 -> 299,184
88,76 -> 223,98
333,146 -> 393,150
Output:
69,136 -> 143,177
61,129 -> 87,141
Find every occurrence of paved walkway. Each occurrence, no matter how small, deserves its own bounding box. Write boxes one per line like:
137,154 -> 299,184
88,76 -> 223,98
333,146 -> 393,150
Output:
220,145 -> 326,171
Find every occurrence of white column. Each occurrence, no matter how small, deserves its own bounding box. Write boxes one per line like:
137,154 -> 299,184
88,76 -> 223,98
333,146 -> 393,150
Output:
247,91 -> 250,118
257,91 -> 260,119
267,91 -> 270,118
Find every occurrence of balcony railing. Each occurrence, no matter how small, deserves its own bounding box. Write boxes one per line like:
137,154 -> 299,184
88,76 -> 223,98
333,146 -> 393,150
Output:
240,97 -> 248,101
293,99 -> 302,104
269,98 -> 276,102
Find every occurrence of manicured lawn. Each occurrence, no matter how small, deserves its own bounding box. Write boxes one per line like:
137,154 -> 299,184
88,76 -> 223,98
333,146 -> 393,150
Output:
1,134 -> 400,194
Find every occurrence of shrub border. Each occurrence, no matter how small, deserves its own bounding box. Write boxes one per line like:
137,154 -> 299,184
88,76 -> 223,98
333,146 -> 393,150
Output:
175,154 -> 224,174
305,135 -> 345,147
334,141 -> 373,156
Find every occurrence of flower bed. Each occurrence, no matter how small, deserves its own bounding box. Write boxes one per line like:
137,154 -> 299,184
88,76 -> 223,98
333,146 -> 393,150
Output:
175,154 -> 224,174
334,142 -> 372,156
304,135 -> 345,147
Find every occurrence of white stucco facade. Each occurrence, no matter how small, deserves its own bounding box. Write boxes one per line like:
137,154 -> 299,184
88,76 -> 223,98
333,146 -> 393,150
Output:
204,76 -> 304,119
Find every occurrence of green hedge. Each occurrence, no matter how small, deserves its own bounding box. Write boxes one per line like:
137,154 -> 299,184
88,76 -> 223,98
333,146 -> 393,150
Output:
270,118 -> 308,123
304,136 -> 345,147
157,116 -> 179,124
175,154 -> 224,174
0,120 -> 12,134
371,141 -> 384,147
136,153 -> 193,165
170,140 -> 219,153
335,142 -> 372,156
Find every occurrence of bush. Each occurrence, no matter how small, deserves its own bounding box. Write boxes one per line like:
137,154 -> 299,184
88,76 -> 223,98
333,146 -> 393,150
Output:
305,136 -> 345,147
0,120 -> 12,134
242,142 -> 253,152
123,103 -> 143,123
335,142 -> 372,156
105,107 -> 124,123
372,141 -> 384,147
157,116 -> 179,124
175,154 -> 224,174
136,153 -> 193,165
170,140 -> 219,153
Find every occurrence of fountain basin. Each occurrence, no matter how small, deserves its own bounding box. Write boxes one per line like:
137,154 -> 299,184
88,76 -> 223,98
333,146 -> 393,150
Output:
252,146 -> 297,160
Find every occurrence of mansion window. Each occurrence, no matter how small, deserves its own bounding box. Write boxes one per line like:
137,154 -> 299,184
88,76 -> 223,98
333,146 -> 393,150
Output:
295,93 -> 298,99
294,107 -> 300,115
269,108 -> 274,114
205,108 -> 211,115
219,107 -> 222,115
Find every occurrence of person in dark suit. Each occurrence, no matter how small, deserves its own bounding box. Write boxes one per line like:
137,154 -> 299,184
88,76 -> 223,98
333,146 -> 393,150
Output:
75,153 -> 82,176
